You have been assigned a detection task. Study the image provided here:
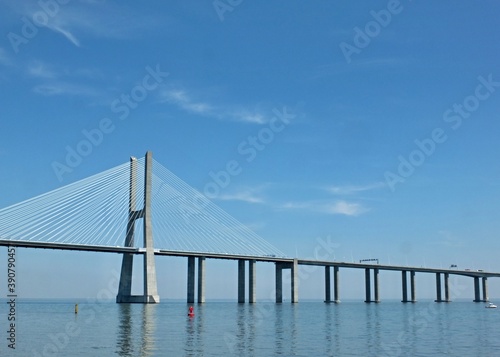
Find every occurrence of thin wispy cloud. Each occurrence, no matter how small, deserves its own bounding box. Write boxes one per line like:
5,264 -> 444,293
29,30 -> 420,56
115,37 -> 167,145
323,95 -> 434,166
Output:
326,182 -> 386,195
26,61 -> 103,80
219,192 -> 265,204
48,25 -> 81,47
215,185 -> 370,216
322,200 -> 368,216
7,1 -> 164,48
281,200 -> 368,217
27,61 -> 58,79
25,60 -> 108,98
163,89 -> 213,115
229,109 -> 267,124
160,87 -> 274,124
217,185 -> 269,204
33,82 -> 100,97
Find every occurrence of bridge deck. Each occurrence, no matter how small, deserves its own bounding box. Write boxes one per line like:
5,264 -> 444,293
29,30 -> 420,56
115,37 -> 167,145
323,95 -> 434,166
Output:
1,239 -> 498,278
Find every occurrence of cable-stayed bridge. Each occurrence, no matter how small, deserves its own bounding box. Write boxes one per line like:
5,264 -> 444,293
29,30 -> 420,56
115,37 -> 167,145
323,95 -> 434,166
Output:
0,153 -> 284,257
1,152 -> 499,304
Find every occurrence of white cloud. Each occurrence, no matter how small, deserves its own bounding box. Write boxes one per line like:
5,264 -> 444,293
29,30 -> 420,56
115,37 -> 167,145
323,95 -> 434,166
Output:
26,61 -> 105,97
217,185 -> 269,204
33,82 -> 100,97
47,25 -> 81,47
27,61 -> 103,80
326,182 -> 386,195
280,200 -> 368,217
27,61 -> 58,79
160,87 -> 273,124
9,1 -> 164,47
219,191 -> 265,204
229,110 -> 267,124
321,200 -> 368,216
162,89 -> 213,115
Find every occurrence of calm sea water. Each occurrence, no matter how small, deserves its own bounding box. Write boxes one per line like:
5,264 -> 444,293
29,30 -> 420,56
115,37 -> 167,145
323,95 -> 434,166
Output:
1,299 -> 499,356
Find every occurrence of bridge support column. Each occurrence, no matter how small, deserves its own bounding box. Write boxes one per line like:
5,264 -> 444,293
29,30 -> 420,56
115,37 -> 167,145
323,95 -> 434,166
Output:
275,260 -> 298,303
291,258 -> 298,303
364,268 -> 379,303
117,157 -> 138,303
187,256 -> 195,304
275,263 -> 283,303
238,259 -> 246,303
435,273 -> 443,302
117,152 -> 159,304
364,268 -> 371,303
473,277 -> 481,302
333,266 -> 340,303
482,277 -> 489,302
142,152 -> 159,303
188,256 -> 206,304
249,260 -> 256,303
198,257 -> 205,303
444,273 -> 450,302
410,270 -> 416,303
324,266 -> 331,303
402,270 -> 408,303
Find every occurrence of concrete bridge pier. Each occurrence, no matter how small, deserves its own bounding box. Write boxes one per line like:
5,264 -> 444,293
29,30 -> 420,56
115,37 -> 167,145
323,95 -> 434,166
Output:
473,277 -> 481,302
324,265 -> 340,303
249,260 -> 256,303
324,266 -> 331,303
116,152 -> 159,304
364,268 -> 380,303
434,273 -> 442,302
236,259 -> 257,303
410,270 -> 416,302
401,270 -> 417,302
444,273 -> 450,302
238,259 -> 246,303
374,268 -> 380,302
275,259 -> 298,303
333,266 -> 340,303
187,256 -> 195,303
198,257 -> 206,303
473,276 -> 489,302
187,256 -> 206,304
401,270 -> 408,302
434,273 -> 451,302
482,277 -> 489,302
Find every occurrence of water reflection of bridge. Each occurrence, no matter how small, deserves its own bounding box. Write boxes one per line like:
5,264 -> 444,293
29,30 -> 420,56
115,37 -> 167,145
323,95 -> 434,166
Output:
116,304 -> 156,357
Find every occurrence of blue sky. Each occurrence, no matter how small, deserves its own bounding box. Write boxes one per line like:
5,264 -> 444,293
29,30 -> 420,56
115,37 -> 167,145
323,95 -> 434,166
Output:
1,0 -> 500,301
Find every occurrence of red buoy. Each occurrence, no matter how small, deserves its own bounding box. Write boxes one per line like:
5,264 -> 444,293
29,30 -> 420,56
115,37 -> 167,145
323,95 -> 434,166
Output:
188,306 -> 195,317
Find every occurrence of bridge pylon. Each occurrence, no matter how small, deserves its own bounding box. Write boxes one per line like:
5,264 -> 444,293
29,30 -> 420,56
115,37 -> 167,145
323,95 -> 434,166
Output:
116,151 -> 160,303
